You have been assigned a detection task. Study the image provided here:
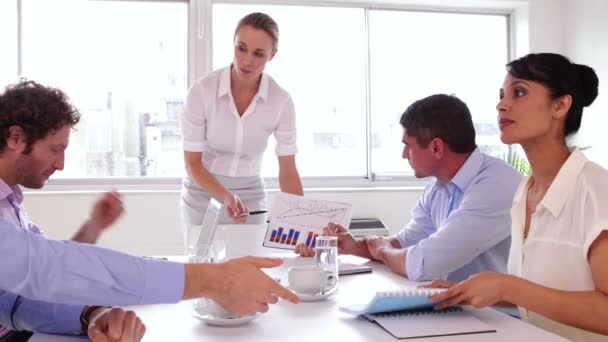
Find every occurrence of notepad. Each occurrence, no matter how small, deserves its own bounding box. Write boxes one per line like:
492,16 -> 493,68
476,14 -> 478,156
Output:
339,288 -> 446,315
364,307 -> 496,339
339,290 -> 496,339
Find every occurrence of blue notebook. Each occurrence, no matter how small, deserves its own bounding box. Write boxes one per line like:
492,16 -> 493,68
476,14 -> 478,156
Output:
340,290 -> 497,339
339,289 -> 446,315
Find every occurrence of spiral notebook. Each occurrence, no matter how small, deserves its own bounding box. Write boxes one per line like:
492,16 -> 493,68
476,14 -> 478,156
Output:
365,307 -> 496,339
340,290 -> 496,339
339,288 -> 447,315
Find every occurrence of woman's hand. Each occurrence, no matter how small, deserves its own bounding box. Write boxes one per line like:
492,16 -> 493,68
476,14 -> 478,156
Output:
429,272 -> 514,310
294,243 -> 315,257
222,192 -> 248,223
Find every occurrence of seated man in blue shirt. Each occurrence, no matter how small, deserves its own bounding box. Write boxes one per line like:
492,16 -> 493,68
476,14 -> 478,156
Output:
0,81 -> 298,341
0,81 -> 146,340
297,94 -> 522,282
0,218 -> 298,339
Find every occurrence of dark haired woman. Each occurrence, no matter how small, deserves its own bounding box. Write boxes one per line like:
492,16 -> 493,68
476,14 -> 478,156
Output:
429,53 -> 607,341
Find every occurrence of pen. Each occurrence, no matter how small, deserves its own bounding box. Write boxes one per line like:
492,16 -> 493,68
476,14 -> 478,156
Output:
237,210 -> 268,217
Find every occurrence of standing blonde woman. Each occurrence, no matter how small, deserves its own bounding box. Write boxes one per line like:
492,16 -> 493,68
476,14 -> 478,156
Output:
429,53 -> 608,342
181,12 -> 303,226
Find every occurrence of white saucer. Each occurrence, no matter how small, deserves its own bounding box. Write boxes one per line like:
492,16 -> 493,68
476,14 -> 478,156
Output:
192,312 -> 261,326
292,289 -> 337,302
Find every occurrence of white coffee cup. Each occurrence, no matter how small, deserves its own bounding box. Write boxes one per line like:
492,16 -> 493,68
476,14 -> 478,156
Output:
209,300 -> 240,318
288,265 -> 333,294
197,299 -> 240,319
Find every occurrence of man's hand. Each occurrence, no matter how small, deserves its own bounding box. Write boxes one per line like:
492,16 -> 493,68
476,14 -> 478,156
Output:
73,192 -> 124,244
365,236 -> 393,261
184,256 -> 299,315
324,223 -> 360,255
87,307 -> 146,342
294,223 -> 354,257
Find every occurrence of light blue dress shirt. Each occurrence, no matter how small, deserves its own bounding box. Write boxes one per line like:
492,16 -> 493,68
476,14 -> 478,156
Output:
397,148 -> 522,282
0,218 -> 184,333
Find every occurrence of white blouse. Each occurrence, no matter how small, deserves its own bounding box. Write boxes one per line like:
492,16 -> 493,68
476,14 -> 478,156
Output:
181,66 -> 297,177
507,149 -> 608,342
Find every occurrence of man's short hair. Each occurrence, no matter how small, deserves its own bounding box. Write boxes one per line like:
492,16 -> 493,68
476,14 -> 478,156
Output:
399,94 -> 476,153
0,81 -> 80,154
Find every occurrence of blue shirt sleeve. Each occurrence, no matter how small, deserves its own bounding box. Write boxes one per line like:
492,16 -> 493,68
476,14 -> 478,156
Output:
396,184 -> 436,247
1,291 -> 83,334
0,218 -> 184,306
405,174 -> 518,281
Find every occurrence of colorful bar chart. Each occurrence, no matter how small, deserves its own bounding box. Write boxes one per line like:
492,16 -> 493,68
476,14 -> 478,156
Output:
304,231 -> 319,248
268,227 -> 312,246
292,231 -> 300,245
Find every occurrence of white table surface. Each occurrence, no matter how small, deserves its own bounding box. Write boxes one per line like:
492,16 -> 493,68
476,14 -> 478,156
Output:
30,224 -> 568,341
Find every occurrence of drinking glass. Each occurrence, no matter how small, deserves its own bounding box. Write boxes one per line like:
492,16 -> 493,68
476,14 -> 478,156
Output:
188,244 -> 216,313
184,223 -> 225,263
314,236 -> 338,294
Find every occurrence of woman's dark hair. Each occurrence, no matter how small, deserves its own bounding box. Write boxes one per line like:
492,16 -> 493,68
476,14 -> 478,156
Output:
234,12 -> 279,52
0,80 -> 80,154
399,94 -> 476,153
506,53 -> 599,137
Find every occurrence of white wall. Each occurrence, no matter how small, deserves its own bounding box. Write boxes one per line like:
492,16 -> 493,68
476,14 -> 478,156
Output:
24,189 -> 423,256
562,0 -> 608,167
527,0 -> 608,167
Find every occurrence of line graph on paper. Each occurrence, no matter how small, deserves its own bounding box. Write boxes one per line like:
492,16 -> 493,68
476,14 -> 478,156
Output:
276,207 -> 349,221
262,192 -> 353,250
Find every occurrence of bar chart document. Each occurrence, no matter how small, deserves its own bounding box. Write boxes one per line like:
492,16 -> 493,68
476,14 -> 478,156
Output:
263,192 -> 353,250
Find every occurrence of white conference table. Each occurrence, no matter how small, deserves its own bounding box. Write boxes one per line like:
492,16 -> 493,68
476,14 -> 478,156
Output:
31,224 -> 567,342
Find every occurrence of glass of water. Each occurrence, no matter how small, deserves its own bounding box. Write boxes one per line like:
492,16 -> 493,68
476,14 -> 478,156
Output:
211,226 -> 226,262
314,235 -> 338,294
188,244 -> 216,313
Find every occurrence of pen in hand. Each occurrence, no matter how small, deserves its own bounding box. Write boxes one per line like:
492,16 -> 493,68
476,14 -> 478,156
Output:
237,210 -> 268,217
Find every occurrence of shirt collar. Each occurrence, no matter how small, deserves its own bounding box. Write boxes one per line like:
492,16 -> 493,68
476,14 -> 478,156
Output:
0,178 -> 23,203
218,66 -> 231,98
540,148 -> 588,217
512,148 -> 588,217
512,175 -> 529,206
217,65 -> 269,102
448,147 -> 484,192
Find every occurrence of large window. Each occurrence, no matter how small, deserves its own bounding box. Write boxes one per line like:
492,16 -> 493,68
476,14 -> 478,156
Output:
368,10 -> 508,175
20,0 -> 187,177
0,1 -> 17,86
2,1 -> 510,182
213,4 -> 508,178
213,4 -> 367,177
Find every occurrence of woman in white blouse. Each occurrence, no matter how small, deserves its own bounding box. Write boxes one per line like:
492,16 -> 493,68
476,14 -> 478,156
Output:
428,53 -> 608,341
181,12 -> 303,225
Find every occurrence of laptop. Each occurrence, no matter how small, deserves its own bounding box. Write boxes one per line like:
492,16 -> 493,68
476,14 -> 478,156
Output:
195,198 -> 224,247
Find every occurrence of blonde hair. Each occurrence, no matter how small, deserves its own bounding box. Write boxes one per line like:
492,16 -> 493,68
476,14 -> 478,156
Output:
234,12 -> 279,52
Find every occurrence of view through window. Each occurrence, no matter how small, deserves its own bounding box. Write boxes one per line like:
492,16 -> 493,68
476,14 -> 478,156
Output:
4,1 -> 509,180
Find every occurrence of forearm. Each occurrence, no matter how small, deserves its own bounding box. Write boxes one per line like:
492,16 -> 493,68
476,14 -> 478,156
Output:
505,276 -> 608,334
278,156 -> 303,195
71,221 -> 100,244
278,168 -> 303,195
183,263 -> 217,299
377,248 -> 407,276
348,239 -> 374,260
186,162 -> 230,200
1,225 -> 184,306
7,293 -> 83,334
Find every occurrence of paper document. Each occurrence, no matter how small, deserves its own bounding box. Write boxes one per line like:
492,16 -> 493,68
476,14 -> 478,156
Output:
263,192 -> 352,250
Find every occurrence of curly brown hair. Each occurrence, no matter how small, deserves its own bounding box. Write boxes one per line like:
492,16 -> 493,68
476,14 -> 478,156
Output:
0,81 -> 80,154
